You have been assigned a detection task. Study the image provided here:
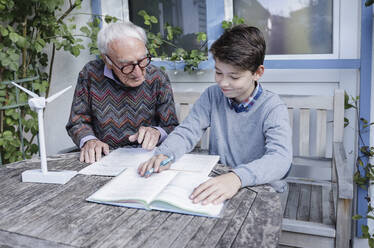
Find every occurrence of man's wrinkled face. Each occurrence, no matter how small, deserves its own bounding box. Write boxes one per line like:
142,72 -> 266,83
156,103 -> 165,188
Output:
104,37 -> 148,87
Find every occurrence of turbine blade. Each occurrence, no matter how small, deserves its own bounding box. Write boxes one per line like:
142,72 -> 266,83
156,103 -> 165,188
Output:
45,85 -> 72,103
11,82 -> 39,98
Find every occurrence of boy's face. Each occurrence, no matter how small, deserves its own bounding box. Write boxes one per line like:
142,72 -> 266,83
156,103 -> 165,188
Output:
214,59 -> 264,103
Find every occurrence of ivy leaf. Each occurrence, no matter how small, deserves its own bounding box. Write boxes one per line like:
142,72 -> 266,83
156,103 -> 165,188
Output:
80,26 -> 90,36
0,26 -> 8,36
9,32 -> 19,42
9,62 -> 19,71
16,36 -> 27,48
71,46 -> 80,57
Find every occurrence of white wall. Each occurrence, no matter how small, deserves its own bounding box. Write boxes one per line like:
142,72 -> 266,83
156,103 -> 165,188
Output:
44,0 -> 95,155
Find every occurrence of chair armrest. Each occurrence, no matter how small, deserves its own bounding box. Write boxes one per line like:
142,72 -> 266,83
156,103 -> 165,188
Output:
333,142 -> 353,199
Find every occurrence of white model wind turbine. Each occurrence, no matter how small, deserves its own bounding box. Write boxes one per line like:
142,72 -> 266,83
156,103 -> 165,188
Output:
12,82 -> 77,184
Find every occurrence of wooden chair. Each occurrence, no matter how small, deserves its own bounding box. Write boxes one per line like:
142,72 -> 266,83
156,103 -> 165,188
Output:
173,89 -> 353,248
279,89 -> 353,248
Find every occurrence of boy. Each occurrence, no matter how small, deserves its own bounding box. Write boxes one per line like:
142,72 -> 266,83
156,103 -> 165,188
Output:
138,25 -> 292,205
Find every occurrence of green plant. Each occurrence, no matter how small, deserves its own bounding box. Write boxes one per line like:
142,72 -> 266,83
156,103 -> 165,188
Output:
0,0 -> 85,163
221,16 -> 245,30
345,93 -> 374,247
138,10 -> 207,72
0,0 -> 117,164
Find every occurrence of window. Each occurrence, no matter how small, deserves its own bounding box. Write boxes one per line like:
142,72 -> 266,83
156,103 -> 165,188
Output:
233,0 -> 333,55
129,0 -> 207,57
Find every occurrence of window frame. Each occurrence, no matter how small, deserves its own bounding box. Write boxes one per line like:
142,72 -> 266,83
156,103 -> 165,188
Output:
225,0 -> 340,59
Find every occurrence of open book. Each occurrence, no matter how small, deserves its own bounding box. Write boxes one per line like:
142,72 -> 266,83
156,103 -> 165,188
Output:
79,148 -> 219,177
87,168 -> 224,218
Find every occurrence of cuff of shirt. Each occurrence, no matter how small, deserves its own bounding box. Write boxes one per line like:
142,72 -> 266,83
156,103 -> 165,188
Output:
153,126 -> 167,144
79,135 -> 98,148
231,167 -> 256,187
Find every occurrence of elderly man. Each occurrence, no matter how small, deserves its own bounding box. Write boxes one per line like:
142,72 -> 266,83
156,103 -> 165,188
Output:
66,21 -> 179,163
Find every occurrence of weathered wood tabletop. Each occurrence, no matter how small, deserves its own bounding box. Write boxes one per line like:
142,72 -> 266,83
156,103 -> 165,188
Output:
0,153 -> 282,248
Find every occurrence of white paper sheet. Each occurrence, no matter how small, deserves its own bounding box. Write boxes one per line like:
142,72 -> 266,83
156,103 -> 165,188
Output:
79,148 -> 219,177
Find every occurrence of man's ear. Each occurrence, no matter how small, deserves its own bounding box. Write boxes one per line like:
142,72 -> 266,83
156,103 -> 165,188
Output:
253,65 -> 265,81
102,54 -> 112,69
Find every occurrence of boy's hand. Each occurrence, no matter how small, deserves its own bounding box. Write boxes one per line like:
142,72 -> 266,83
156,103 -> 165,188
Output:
190,172 -> 242,205
138,154 -> 170,177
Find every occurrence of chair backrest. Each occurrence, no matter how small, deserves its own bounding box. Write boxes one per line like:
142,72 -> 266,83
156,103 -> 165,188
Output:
280,89 -> 344,159
173,91 -> 209,150
281,89 -> 344,182
173,92 -> 201,123
172,89 -> 345,179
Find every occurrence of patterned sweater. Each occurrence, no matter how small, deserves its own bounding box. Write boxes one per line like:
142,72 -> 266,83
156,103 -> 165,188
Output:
66,59 -> 179,149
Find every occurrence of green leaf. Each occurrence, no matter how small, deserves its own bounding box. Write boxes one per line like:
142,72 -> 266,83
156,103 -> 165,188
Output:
138,10 -> 147,17
80,26 -> 90,36
9,32 -> 19,42
0,26 -> 9,36
71,46 -> 80,57
9,62 -> 18,71
16,36 -> 27,48
366,0 -> 374,7
369,238 -> 374,248
150,16 -> 158,23
352,214 -> 362,220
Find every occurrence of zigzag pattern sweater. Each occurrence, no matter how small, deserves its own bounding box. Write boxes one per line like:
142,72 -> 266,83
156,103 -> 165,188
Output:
66,59 -> 179,149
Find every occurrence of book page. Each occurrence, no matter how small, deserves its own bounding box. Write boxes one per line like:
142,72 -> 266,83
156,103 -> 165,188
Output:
79,148 -> 219,177
79,148 -> 155,176
151,173 -> 224,217
171,154 -> 219,177
87,168 -> 178,206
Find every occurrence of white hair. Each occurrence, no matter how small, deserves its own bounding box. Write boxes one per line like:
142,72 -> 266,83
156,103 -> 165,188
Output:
97,21 -> 147,54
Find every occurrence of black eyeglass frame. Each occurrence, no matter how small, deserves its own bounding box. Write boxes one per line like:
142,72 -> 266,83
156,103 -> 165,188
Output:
105,54 -> 152,75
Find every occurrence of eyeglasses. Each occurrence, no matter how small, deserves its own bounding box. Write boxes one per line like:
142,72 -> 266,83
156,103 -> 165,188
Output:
105,54 -> 152,75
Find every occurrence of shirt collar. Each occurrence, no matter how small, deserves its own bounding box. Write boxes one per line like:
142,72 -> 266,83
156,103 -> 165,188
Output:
104,64 -> 123,85
227,82 -> 263,113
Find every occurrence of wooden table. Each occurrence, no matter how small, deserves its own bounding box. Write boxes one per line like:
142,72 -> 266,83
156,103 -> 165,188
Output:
0,153 -> 282,248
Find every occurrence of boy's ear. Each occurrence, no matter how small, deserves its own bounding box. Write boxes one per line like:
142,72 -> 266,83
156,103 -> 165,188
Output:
253,65 -> 265,81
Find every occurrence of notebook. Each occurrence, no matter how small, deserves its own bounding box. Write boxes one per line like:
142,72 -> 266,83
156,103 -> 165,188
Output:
87,168 -> 224,217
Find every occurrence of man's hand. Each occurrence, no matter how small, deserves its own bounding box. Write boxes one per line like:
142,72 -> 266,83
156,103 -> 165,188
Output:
80,139 -> 110,163
189,172 -> 242,205
128,126 -> 160,150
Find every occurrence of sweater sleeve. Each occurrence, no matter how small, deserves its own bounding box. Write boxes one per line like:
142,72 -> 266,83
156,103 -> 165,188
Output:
65,69 -> 96,148
154,69 -> 179,134
155,87 -> 212,160
232,103 -> 292,187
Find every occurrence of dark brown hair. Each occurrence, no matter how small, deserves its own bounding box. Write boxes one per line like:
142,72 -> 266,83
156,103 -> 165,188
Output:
210,25 -> 266,73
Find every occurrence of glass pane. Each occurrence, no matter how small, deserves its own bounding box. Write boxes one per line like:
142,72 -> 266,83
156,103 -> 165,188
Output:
233,0 -> 333,55
129,0 -> 207,57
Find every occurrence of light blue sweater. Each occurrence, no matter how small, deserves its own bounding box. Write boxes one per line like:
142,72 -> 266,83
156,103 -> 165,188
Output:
156,84 -> 292,190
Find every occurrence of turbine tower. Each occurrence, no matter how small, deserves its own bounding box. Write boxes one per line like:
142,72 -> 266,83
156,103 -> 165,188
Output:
12,82 -> 77,184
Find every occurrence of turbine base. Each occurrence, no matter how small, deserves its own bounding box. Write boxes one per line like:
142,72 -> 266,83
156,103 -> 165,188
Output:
22,169 -> 77,184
